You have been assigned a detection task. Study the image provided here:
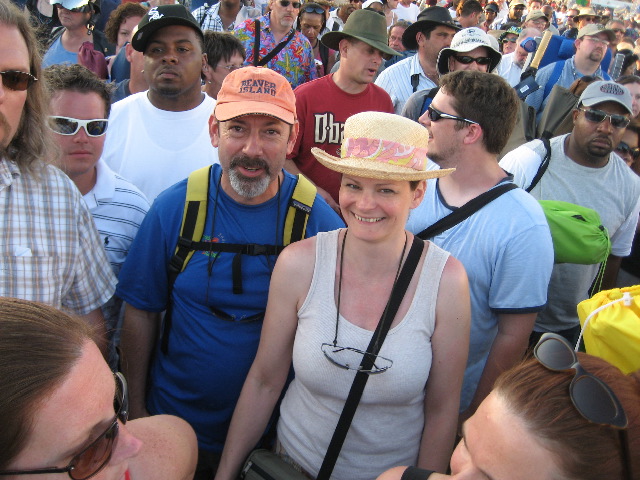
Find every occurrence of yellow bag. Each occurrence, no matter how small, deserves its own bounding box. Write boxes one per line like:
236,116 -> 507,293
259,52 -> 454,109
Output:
577,286 -> 640,374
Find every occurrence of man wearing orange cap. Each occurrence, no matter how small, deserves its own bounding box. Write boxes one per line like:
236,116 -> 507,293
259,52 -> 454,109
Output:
117,67 -> 343,480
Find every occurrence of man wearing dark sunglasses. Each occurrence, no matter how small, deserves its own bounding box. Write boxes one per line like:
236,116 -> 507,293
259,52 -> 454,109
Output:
401,27 -> 501,122
43,63 -> 150,369
501,80 -> 640,349
234,0 -> 316,88
407,70 -> 554,429
0,0 -> 116,356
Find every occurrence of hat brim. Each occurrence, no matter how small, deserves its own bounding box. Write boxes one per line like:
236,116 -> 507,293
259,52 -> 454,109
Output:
215,101 -> 295,125
436,45 -> 502,75
402,20 -> 461,51
132,18 -> 204,52
311,147 -> 455,181
321,31 -> 399,57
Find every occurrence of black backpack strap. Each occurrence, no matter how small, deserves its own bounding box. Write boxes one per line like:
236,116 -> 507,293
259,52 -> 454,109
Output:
526,137 -> 551,193
319,41 -> 329,75
257,28 -> 296,66
418,183 -> 518,240
411,73 -> 420,93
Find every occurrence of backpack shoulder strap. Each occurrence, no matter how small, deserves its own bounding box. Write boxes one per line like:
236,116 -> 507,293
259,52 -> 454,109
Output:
418,183 -> 518,239
420,87 -> 438,117
543,60 -> 565,102
526,137 -> 551,193
168,165 -> 211,278
284,174 -> 316,245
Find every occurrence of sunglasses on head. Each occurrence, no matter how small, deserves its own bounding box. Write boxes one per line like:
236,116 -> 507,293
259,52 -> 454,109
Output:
0,70 -> 37,91
48,116 -> 109,137
55,3 -> 93,12
0,372 -> 129,480
453,55 -> 491,65
279,0 -> 301,7
533,334 -> 632,480
616,141 -> 640,159
301,4 -> 324,13
579,107 -> 630,129
427,105 -> 479,125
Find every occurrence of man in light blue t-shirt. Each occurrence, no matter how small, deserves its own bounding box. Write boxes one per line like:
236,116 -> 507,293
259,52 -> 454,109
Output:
406,71 -> 553,424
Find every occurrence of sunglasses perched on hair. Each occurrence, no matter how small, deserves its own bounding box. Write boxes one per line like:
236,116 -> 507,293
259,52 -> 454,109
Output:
616,141 -> 640,160
279,0 -> 301,7
453,55 -> 492,65
48,116 -> 109,137
301,4 -> 324,13
0,372 -> 129,480
427,105 -> 479,125
0,70 -> 37,91
579,107 -> 630,129
533,334 -> 632,480
55,3 -> 93,12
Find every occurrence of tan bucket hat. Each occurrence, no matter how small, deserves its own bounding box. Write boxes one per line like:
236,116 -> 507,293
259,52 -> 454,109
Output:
312,112 -> 455,181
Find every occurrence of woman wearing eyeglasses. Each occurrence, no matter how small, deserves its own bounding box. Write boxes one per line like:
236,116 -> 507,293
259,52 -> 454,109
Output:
0,298 -> 198,480
214,111 -> 470,480
377,334 -> 640,480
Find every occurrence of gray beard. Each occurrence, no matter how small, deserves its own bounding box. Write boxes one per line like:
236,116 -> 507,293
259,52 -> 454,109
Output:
228,156 -> 274,198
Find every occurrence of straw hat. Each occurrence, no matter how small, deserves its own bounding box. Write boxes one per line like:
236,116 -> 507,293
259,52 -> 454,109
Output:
311,112 -> 455,181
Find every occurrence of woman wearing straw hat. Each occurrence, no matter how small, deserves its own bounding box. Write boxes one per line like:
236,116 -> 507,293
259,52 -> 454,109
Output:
215,112 -> 470,480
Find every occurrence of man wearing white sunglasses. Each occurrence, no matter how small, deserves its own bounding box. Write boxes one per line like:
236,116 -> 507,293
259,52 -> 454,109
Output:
44,63 -> 150,369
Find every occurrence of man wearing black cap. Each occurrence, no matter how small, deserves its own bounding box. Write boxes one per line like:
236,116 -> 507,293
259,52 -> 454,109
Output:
101,4 -> 218,202
285,9 -> 395,210
375,6 -> 459,114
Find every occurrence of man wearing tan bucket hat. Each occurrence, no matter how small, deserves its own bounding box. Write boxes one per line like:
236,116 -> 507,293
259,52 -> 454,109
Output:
118,66 -> 343,479
407,71 -> 553,426
285,8 -> 396,209
216,111 -> 470,480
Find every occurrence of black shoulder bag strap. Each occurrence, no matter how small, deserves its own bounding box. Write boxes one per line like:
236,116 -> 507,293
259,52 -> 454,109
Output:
254,21 -> 296,67
417,183 -> 518,240
316,236 -> 425,480
411,73 -> 420,93
525,136 -> 552,193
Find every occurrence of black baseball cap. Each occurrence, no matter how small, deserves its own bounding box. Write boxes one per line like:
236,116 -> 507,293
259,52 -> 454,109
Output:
132,4 -> 204,52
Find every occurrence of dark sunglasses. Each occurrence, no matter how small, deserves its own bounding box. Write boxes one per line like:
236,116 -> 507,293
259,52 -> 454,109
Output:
427,105 -> 479,125
453,55 -> 492,65
566,14 -> 575,18
612,28 -> 625,33
301,5 -> 324,13
0,70 -> 37,91
616,141 -> 640,160
579,107 -> 630,129
501,37 -> 517,43
279,0 -> 301,7
533,334 -> 631,480
0,373 -> 129,480
48,116 -> 109,137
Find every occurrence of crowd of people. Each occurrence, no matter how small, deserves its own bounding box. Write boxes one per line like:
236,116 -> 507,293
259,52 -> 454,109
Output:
1,0 -> 640,477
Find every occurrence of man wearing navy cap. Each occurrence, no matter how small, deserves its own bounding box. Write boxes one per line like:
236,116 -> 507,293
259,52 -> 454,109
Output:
101,4 -> 219,201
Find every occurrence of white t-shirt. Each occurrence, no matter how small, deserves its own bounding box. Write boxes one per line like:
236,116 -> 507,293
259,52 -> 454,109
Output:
102,92 -> 218,202
394,2 -> 420,22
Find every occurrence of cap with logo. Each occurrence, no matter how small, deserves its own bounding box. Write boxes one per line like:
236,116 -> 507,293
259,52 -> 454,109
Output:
214,66 -> 297,125
579,81 -> 633,115
132,4 -> 203,53
577,23 -> 615,42
402,6 -> 460,51
437,27 -> 502,75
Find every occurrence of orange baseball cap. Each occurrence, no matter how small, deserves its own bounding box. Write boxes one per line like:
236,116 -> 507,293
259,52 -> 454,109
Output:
214,67 -> 296,125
